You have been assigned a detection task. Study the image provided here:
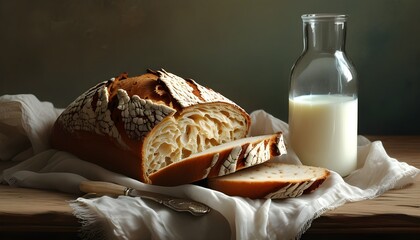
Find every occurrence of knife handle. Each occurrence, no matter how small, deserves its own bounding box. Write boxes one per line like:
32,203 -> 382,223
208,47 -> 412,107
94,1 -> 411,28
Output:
80,180 -> 211,216
80,181 -> 130,196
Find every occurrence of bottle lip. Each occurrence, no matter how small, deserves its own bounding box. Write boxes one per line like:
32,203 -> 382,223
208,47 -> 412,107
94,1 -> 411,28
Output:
301,14 -> 347,22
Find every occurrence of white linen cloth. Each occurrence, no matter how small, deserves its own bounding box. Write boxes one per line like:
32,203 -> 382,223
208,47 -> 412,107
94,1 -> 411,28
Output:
1,94 -> 419,240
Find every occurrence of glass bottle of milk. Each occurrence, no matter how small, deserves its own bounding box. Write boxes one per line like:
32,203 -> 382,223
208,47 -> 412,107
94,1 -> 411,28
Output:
289,14 -> 358,177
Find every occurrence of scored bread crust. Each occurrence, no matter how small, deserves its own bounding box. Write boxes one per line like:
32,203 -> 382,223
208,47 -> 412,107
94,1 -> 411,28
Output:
207,162 -> 330,199
51,69 -> 250,183
149,132 -> 287,186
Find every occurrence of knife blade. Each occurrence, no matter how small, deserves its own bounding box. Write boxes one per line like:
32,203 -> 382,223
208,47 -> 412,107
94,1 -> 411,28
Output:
79,181 -> 211,216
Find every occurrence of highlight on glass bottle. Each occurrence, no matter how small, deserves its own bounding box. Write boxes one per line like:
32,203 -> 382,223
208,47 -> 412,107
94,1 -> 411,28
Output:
288,14 -> 358,177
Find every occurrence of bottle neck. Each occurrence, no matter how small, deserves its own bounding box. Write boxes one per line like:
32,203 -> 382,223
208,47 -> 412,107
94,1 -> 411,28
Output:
302,17 -> 347,53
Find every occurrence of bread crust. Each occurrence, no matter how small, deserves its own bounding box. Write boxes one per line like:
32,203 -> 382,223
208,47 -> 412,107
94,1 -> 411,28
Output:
51,122 -> 143,180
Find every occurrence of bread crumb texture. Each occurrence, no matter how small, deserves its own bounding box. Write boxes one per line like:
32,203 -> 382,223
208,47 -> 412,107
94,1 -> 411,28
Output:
219,162 -> 322,182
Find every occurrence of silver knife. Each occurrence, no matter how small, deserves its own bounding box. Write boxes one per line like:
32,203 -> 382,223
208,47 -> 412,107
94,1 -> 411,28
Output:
79,181 -> 211,216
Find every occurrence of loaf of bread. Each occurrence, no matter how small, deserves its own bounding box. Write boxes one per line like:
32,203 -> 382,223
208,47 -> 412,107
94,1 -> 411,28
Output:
207,162 -> 330,199
149,132 -> 287,186
51,69 -> 253,184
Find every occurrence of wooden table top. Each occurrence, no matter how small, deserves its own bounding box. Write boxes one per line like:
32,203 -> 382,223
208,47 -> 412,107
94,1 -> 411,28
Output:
304,135 -> 420,239
1,136 -> 419,239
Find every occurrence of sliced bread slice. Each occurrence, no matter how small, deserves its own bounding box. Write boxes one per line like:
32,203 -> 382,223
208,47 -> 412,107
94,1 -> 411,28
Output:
207,162 -> 330,199
148,132 -> 286,186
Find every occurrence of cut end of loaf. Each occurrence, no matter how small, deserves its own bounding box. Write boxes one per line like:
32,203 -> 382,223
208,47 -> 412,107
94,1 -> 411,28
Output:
142,103 -> 249,178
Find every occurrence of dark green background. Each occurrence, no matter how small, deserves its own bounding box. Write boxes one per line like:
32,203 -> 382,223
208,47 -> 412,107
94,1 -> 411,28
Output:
1,0 -> 419,134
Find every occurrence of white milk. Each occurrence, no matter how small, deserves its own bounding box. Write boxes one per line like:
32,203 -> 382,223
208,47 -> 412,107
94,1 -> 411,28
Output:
289,95 -> 358,176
